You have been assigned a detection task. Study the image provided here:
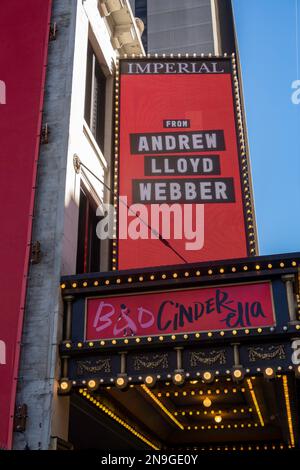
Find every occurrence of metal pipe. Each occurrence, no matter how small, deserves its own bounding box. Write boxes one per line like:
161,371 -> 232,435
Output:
120,352 -> 127,374
232,343 -> 240,366
282,275 -> 297,323
63,295 -> 74,340
174,347 -> 183,370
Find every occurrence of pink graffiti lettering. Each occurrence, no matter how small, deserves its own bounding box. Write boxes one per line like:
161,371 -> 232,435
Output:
137,307 -> 155,328
93,302 -> 115,332
113,305 -> 137,336
92,302 -> 156,337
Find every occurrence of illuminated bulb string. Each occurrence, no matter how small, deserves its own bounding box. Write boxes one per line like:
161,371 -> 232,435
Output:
79,389 -> 159,450
141,384 -> 184,430
246,378 -> 264,427
78,159 -> 187,263
282,375 -> 295,447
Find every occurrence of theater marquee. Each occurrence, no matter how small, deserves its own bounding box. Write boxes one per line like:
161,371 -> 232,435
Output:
114,56 -> 256,270
86,282 -> 275,341
59,253 -> 300,388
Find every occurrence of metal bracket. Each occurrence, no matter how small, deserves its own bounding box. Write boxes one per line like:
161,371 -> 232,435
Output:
73,154 -> 81,174
31,241 -> 41,264
14,404 -> 28,432
49,22 -> 57,41
41,123 -> 49,144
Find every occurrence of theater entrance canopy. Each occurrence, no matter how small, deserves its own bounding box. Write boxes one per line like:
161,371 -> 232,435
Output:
59,253 -> 300,451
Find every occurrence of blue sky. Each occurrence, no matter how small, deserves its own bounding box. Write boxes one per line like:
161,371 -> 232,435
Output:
232,0 -> 300,255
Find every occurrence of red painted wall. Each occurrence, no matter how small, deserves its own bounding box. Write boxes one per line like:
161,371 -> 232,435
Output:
0,0 -> 52,449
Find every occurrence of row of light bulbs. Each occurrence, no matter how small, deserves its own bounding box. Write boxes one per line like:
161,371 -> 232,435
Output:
61,260 -> 298,289
62,323 -> 300,351
59,365 -> 300,393
185,422 -> 260,430
78,389 -> 160,450
231,55 -> 256,254
157,386 -> 243,398
120,53 -> 236,59
174,407 -> 252,416
173,444 -> 288,451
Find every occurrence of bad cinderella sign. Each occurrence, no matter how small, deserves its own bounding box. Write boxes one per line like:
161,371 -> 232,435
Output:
85,282 -> 275,341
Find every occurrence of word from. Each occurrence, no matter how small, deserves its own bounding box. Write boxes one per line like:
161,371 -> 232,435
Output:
163,119 -> 190,128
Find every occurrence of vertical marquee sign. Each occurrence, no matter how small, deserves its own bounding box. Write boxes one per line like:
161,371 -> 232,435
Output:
114,56 -> 256,270
0,0 -> 52,449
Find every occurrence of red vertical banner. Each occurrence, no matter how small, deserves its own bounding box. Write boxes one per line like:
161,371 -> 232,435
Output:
116,58 -> 254,270
0,0 -> 52,449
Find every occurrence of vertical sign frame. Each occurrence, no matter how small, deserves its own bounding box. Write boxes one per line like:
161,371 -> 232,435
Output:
112,54 -> 257,271
0,0 -> 52,449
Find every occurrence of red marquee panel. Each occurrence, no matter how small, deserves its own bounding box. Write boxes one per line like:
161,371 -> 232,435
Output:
86,282 -> 275,340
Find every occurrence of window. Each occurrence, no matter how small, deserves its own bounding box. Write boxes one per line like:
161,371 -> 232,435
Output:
84,42 -> 106,151
76,187 -> 102,274
135,0 -> 147,51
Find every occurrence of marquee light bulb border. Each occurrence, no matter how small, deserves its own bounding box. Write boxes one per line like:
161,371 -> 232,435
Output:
59,366 -> 299,395
111,53 -> 257,271
60,323 -> 300,352
78,388 -> 160,450
60,257 -> 299,292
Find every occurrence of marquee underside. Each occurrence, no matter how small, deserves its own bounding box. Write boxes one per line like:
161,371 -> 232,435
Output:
68,374 -> 299,451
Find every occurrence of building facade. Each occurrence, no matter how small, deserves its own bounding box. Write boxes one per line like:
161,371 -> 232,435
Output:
131,0 -> 235,55
0,0 -> 144,450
